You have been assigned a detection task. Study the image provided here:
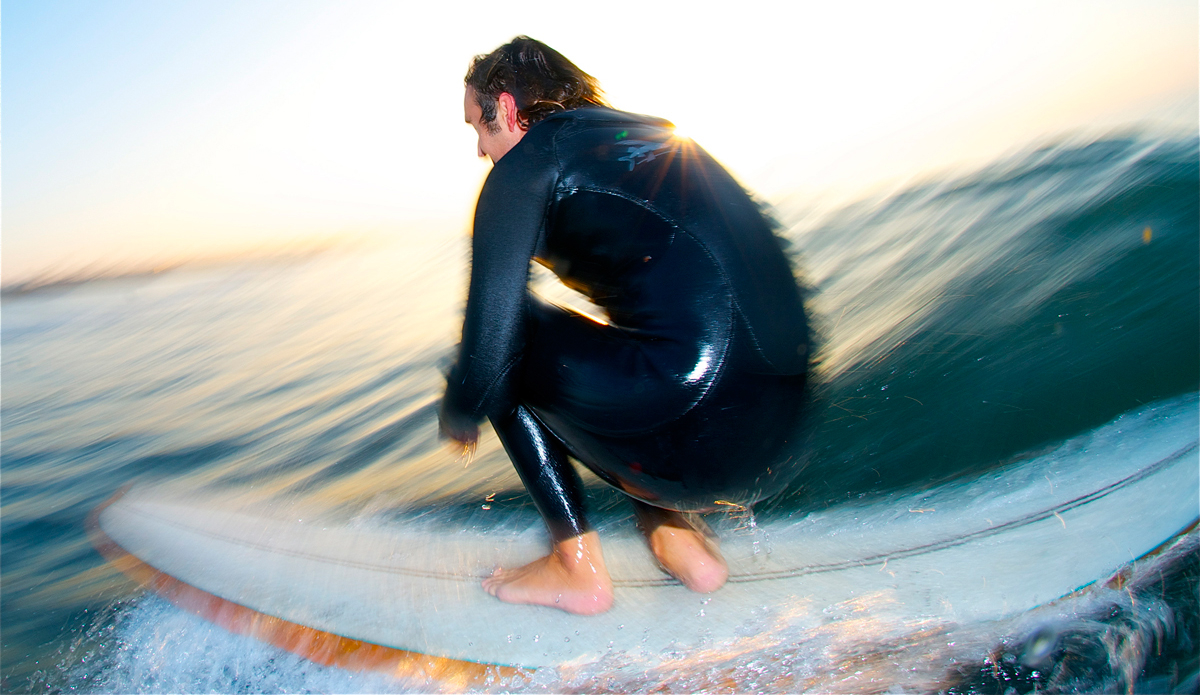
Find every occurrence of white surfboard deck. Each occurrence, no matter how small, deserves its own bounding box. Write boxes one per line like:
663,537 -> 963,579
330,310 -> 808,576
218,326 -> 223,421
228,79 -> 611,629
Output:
96,395 -> 1198,669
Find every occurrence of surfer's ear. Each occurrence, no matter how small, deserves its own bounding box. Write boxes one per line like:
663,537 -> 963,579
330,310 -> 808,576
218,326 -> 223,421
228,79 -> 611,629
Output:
497,92 -> 522,133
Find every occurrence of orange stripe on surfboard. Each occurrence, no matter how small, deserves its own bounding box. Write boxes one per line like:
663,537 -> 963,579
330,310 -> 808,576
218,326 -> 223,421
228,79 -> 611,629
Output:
86,488 -> 528,690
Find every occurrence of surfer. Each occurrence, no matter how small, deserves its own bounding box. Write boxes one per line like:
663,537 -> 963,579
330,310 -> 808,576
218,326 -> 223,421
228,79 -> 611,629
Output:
440,37 -> 809,615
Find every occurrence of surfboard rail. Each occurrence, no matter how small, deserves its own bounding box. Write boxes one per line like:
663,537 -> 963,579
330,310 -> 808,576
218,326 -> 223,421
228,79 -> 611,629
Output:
86,487 -> 527,690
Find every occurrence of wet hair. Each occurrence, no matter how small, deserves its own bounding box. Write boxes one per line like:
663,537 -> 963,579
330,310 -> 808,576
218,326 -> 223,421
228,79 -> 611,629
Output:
465,36 -> 609,134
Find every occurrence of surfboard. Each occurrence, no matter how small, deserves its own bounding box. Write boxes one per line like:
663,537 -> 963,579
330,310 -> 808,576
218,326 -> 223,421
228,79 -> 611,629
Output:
89,396 -> 1198,683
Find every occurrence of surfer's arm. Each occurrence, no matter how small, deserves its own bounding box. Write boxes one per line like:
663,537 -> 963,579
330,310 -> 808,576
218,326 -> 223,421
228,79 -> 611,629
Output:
441,136 -> 559,435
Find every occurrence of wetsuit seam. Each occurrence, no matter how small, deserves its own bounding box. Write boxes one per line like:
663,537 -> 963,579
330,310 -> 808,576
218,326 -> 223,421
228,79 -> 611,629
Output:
676,223 -> 789,376
544,106 -> 674,129
670,301 -> 735,423
553,110 -> 804,374
663,228 -> 736,418
569,192 -> 739,422
539,122 -> 567,262
727,300 -> 778,372
566,185 -> 680,241
550,121 -> 564,172
465,354 -> 523,420
546,182 -> 745,414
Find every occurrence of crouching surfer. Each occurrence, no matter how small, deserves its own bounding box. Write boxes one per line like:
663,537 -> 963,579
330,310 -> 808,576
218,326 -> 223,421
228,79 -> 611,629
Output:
439,37 -> 809,615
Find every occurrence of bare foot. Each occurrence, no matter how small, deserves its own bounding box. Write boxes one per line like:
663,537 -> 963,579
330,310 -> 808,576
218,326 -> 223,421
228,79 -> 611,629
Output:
634,504 -> 728,593
482,531 -> 614,615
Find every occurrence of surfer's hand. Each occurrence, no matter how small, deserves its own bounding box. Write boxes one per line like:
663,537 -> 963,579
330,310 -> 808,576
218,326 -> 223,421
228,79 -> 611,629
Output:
437,399 -> 479,447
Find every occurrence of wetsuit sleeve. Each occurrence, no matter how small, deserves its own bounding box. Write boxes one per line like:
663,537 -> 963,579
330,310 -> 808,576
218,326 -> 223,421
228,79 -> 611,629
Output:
441,137 -> 560,434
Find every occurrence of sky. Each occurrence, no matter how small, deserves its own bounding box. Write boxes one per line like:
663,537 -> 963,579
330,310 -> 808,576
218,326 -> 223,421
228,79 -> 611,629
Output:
2,0 -> 1196,282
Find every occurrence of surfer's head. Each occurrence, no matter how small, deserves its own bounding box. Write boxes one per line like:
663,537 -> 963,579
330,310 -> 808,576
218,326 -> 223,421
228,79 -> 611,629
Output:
465,36 -> 608,134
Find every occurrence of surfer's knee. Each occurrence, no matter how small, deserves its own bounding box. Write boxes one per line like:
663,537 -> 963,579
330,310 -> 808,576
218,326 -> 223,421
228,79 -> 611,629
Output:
492,405 -> 591,542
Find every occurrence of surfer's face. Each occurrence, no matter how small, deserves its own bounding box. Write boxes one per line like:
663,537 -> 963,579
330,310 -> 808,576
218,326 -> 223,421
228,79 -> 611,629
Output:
464,87 -> 523,163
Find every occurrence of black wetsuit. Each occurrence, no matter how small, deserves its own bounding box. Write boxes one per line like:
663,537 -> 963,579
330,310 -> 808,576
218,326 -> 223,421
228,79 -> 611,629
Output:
441,107 -> 808,541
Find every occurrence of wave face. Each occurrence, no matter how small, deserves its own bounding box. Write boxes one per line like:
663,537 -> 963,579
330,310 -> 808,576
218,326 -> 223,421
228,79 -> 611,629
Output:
1,130 -> 1197,692
781,133 -> 1199,509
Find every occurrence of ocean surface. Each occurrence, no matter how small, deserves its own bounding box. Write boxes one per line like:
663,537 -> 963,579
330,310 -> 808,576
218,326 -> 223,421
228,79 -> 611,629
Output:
2,129 -> 1197,693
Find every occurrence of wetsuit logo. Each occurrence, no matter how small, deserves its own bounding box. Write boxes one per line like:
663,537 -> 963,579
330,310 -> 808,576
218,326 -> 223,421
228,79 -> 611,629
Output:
617,140 -> 674,171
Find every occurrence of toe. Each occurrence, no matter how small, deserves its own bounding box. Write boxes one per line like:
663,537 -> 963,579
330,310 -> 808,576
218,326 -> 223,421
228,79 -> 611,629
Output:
684,562 -> 728,593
